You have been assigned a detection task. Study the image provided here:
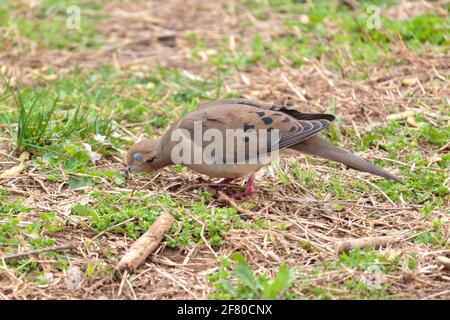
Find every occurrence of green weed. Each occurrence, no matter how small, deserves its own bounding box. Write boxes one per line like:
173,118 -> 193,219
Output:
209,253 -> 296,299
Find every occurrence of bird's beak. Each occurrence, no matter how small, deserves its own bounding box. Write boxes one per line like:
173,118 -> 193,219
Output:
124,165 -> 133,179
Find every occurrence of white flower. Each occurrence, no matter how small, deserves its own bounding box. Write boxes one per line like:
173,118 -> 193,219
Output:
255,161 -> 279,180
82,143 -> 92,153
82,143 -> 102,164
93,134 -> 106,144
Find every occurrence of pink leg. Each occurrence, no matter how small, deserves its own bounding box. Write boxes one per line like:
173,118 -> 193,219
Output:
213,174 -> 262,199
229,173 -> 262,199
243,173 -> 256,197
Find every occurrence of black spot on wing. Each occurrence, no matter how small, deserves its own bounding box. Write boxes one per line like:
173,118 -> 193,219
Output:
261,117 -> 273,125
256,111 -> 265,117
244,123 -> 255,132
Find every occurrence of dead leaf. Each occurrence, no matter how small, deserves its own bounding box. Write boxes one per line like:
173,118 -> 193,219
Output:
402,78 -> 418,86
0,152 -> 30,178
386,110 -> 416,121
406,116 -> 427,129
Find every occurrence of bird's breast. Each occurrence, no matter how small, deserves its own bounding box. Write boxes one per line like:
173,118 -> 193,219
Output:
184,163 -> 264,178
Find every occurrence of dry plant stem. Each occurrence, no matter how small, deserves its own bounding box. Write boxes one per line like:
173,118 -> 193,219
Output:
335,236 -> 398,254
116,213 -> 174,273
216,190 -> 256,220
436,256 -> 450,269
92,216 -> 138,240
2,243 -> 75,261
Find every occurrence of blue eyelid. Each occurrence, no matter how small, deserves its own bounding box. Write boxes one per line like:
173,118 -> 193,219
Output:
133,153 -> 142,161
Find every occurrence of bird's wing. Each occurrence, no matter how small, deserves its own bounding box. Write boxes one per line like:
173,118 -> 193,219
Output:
197,98 -> 335,122
174,103 -> 333,163
196,99 -> 402,183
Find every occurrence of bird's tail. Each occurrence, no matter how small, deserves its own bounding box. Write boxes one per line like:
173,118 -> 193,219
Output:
292,136 -> 403,184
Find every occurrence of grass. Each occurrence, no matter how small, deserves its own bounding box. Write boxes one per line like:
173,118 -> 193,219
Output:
15,91 -> 58,153
295,248 -> 416,299
0,191 -> 67,284
0,0 -> 448,299
212,0 -> 449,77
71,190 -> 250,247
209,253 -> 297,299
0,0 -> 107,51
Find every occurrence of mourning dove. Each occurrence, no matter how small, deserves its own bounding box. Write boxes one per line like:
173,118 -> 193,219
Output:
127,99 -> 401,197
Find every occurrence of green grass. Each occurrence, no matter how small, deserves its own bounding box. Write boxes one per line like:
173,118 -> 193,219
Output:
71,190 -> 255,248
209,252 -> 297,299
1,86 -> 114,155
0,63 -> 228,160
0,191 -> 69,283
204,0 -> 449,78
355,119 -> 449,210
0,0 -> 107,51
209,248 -> 405,299
298,248 -> 409,299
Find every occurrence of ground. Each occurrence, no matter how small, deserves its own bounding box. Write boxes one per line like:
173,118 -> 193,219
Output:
0,0 -> 449,300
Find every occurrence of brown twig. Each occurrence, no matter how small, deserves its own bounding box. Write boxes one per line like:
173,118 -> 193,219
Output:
0,186 -> 34,196
216,190 -> 257,220
339,0 -> 359,11
92,216 -> 139,241
335,236 -> 398,254
2,243 -> 75,261
436,256 -> 450,269
438,141 -> 450,153
116,213 -> 173,273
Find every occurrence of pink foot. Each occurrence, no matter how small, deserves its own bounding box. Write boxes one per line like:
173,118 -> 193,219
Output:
243,173 -> 256,196
229,173 -> 262,199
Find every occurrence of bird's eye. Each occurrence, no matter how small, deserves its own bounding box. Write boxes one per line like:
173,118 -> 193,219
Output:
133,153 -> 143,161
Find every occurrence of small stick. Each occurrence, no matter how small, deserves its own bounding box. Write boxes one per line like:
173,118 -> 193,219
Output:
436,256 -> 450,269
31,176 -> 51,195
2,243 -> 75,261
438,141 -> 449,153
216,190 -> 256,220
92,216 -> 138,240
335,236 -> 398,254
117,270 -> 128,297
281,73 -> 307,101
116,213 -> 173,273
0,186 -> 34,196
340,0 -> 359,10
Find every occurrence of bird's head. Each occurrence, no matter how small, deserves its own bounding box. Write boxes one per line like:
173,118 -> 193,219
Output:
126,139 -> 164,176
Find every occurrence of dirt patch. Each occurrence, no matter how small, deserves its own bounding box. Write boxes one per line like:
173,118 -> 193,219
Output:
223,53 -> 449,121
384,0 -> 448,21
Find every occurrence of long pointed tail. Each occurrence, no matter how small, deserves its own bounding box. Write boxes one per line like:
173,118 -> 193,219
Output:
292,136 -> 403,184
